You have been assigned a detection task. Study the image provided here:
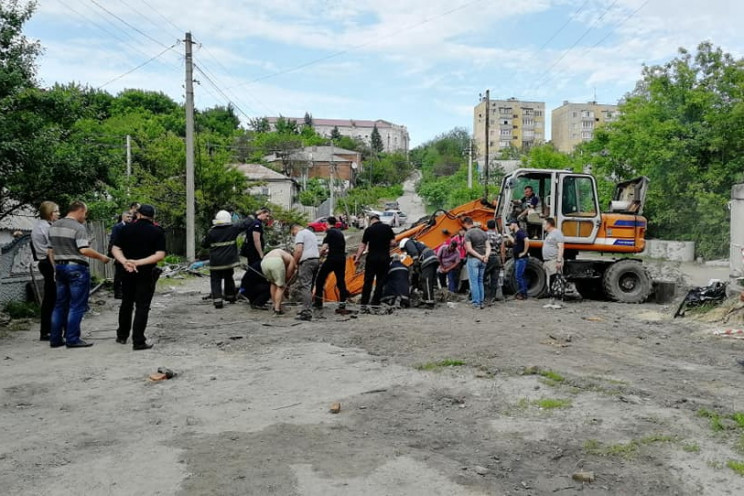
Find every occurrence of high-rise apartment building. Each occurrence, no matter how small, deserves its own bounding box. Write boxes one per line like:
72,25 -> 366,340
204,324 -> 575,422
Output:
551,101 -> 620,153
473,97 -> 545,161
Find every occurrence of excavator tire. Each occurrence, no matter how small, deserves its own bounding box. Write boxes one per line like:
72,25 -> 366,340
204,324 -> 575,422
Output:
602,259 -> 651,303
504,257 -> 547,298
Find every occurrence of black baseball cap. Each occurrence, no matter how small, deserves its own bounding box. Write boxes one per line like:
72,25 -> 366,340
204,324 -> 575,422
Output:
138,204 -> 156,218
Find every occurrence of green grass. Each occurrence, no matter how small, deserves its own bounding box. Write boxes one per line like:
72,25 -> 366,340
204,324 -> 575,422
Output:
535,398 -> 572,410
2,301 -> 40,319
584,435 -> 677,459
415,359 -> 466,371
698,408 -> 726,432
732,413 -> 744,429
539,370 -> 565,382
727,460 -> 744,476
682,443 -> 701,453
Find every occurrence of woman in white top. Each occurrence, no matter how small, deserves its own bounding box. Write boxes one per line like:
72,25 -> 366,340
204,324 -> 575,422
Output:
30,201 -> 59,341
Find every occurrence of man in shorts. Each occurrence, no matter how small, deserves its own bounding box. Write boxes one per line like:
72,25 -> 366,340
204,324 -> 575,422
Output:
260,249 -> 296,315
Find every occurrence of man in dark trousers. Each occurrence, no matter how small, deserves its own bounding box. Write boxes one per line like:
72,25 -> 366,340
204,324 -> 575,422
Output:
313,216 -> 349,312
111,204 -> 166,350
399,237 -> 439,307
239,260 -> 271,309
353,213 -> 396,313
202,210 -> 251,308
241,207 -> 271,264
381,254 -> 411,308
109,209 -> 133,299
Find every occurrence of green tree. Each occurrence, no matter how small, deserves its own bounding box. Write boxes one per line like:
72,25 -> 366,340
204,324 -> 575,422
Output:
330,126 -> 341,140
370,125 -> 384,154
248,116 -> 270,133
581,42 -> 744,258
303,112 -> 313,127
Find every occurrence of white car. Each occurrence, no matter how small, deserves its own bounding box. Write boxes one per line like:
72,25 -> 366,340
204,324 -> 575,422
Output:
379,210 -> 400,227
386,209 -> 407,224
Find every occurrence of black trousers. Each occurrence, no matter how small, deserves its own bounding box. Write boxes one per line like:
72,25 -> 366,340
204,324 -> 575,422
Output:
210,269 -> 236,302
38,259 -> 56,337
113,261 -> 125,298
484,255 -> 502,300
314,258 -> 348,307
361,256 -> 390,306
117,270 -> 156,346
419,264 -> 438,304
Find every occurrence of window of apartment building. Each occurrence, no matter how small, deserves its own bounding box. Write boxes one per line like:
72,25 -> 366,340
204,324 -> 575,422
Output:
535,110 -> 543,117
500,129 -> 511,136
512,135 -> 519,140
502,119 -> 509,125
581,131 -> 593,140
582,121 -> 593,129
523,108 -> 533,116
523,130 -> 535,138
581,110 -> 593,118
499,107 -> 512,115
572,112 -> 578,118
500,141 -> 510,148
522,118 -> 534,127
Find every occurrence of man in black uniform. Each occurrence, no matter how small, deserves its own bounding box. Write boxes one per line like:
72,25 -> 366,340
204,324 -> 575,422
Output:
399,237 -> 439,307
241,208 -> 271,264
111,204 -> 166,350
353,213 -> 396,313
313,216 -> 349,311
202,210 -> 253,308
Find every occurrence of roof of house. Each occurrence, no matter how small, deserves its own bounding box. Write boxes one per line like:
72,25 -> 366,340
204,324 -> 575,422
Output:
233,163 -> 292,181
266,117 -> 404,129
0,204 -> 37,232
263,146 -> 360,164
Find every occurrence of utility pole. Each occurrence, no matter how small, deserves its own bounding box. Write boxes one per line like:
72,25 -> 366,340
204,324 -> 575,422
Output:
184,32 -> 196,261
467,138 -> 473,189
126,135 -> 132,179
484,89 -> 490,200
329,140 -> 335,216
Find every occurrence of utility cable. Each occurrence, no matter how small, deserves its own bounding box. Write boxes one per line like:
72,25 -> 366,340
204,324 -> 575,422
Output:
537,0 -> 592,51
98,41 -> 180,89
139,0 -> 184,36
194,63 -> 254,120
89,0 -> 171,49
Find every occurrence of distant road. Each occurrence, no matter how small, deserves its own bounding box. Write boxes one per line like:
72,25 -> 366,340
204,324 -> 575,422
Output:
395,171 -> 427,226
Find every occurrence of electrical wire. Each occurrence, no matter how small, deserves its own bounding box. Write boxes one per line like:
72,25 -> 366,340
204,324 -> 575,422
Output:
115,0 -> 180,40
537,0 -> 592,51
194,63 -> 254,120
98,42 -> 180,88
89,0 -> 171,49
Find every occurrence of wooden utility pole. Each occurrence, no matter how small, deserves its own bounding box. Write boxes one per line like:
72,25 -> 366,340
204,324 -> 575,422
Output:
467,138 -> 473,189
184,32 -> 196,261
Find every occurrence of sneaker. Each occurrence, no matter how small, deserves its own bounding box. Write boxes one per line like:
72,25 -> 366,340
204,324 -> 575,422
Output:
360,305 -> 371,314
273,309 -> 284,316
295,311 -> 312,321
338,302 -> 346,310
542,303 -> 553,309
214,300 -> 224,309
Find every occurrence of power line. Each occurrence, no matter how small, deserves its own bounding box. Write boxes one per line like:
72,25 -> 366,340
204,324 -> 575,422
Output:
89,0 -> 171,49
230,0 -> 485,88
98,41 -> 180,89
530,0 -> 620,92
138,0 -> 184,35
115,0 -> 180,41
193,63 -> 254,120
537,0 -> 592,51
192,57 -> 259,116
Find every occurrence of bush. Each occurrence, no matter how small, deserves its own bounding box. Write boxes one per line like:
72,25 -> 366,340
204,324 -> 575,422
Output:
3,301 -> 40,319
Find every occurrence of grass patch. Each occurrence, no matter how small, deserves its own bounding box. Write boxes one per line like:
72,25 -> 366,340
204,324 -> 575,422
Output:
535,398 -> 572,410
698,408 -> 726,432
2,301 -> 40,319
539,370 -> 565,382
682,443 -> 701,453
732,413 -> 744,429
584,435 -> 677,459
727,460 -> 744,476
415,359 -> 466,371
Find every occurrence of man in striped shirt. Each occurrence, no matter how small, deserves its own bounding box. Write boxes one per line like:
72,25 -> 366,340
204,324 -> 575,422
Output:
48,201 -> 111,348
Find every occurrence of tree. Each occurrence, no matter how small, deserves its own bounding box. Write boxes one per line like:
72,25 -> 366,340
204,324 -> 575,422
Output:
248,116 -> 270,133
303,112 -> 313,127
274,115 -> 299,134
370,125 -> 384,154
581,42 -> 744,258
330,126 -> 341,140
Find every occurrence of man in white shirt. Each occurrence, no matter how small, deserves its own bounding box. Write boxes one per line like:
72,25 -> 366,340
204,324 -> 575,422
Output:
291,223 -> 320,321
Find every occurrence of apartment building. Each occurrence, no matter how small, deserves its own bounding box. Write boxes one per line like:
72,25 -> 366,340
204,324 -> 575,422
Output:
265,117 -> 410,153
473,97 -> 545,161
551,101 -> 620,153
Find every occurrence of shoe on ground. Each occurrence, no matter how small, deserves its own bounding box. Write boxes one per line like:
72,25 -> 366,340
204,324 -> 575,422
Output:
360,306 -> 371,314
273,309 -> 285,316
66,340 -> 94,348
115,338 -> 127,345
132,343 -> 154,351
214,300 -> 224,309
542,303 -> 553,309
50,341 -> 66,348
295,311 -> 312,321
226,297 -> 237,304
40,333 -> 50,341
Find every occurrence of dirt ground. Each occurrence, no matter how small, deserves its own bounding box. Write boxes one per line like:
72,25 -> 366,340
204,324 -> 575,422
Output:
2,264 -> 744,496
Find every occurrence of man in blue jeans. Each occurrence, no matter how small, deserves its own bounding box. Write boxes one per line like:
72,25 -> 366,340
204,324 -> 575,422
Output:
48,201 -> 111,348
463,217 -> 490,309
508,220 -> 530,299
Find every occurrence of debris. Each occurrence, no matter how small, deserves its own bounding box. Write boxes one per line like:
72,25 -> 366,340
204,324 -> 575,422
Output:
713,329 -> 744,339
474,466 -> 489,476
272,402 -> 301,411
674,281 -> 727,318
584,316 -> 602,322
228,336 -> 243,340
522,365 -> 540,375
148,373 -> 167,382
446,302 -> 457,309
329,402 -> 341,414
361,388 -> 388,395
157,367 -> 176,379
572,471 -> 595,483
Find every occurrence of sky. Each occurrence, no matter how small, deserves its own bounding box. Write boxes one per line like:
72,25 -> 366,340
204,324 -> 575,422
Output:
24,0 -> 744,147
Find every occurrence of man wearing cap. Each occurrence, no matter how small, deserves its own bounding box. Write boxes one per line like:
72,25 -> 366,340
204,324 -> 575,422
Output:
48,201 -> 111,348
354,213 -> 396,313
508,219 -> 530,300
202,210 -> 253,308
111,204 -> 166,350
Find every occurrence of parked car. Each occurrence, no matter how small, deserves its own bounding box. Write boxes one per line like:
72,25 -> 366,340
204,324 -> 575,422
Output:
386,209 -> 407,224
384,201 -> 400,210
379,210 -> 400,227
307,217 -> 346,232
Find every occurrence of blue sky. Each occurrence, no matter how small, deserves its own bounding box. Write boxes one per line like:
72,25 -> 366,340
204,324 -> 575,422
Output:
26,0 -> 744,147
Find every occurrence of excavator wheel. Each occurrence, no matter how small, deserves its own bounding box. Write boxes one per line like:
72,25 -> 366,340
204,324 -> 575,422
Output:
602,259 -> 652,303
504,257 -> 547,298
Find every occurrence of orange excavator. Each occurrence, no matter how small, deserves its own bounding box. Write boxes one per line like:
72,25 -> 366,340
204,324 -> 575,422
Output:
325,168 -> 652,303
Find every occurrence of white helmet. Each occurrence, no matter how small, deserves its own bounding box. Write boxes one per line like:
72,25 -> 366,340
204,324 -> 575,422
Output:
213,210 -> 232,225
399,238 -> 410,251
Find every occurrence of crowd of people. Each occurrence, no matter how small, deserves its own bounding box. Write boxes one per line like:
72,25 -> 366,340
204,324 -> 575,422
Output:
27,194 -> 565,350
